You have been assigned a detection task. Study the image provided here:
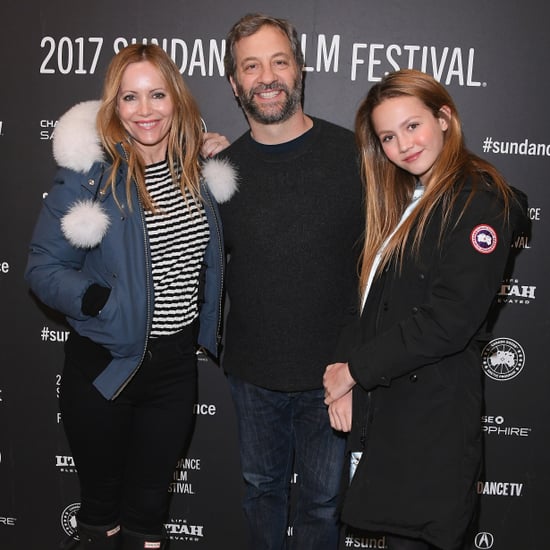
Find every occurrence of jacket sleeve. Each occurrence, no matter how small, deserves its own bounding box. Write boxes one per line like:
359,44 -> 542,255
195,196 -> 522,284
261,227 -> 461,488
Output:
348,187 -> 521,390
197,184 -> 225,357
24,169 -> 98,320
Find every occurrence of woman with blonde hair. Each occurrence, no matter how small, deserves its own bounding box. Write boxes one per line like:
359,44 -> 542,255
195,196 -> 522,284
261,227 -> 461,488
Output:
26,44 -> 233,549
323,69 -> 527,550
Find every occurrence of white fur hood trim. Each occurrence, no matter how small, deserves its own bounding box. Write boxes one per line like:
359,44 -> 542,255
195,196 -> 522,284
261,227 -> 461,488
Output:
202,157 -> 238,203
54,100 -> 107,248
53,100 -> 104,173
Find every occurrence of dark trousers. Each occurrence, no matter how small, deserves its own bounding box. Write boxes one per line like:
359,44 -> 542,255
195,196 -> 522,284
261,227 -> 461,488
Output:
59,327 -> 198,536
228,375 -> 346,550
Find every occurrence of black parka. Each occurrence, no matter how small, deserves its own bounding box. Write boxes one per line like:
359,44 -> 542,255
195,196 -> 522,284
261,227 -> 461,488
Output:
340,179 -> 527,549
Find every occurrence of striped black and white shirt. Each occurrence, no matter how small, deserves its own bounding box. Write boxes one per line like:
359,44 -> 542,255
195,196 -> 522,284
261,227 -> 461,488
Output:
144,160 -> 209,338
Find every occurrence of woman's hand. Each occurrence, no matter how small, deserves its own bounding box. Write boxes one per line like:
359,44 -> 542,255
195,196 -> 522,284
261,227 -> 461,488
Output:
201,132 -> 230,158
328,390 -> 353,432
323,362 -> 355,405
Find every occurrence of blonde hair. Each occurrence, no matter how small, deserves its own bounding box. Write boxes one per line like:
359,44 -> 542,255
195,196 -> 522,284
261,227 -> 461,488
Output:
97,43 -> 203,211
355,69 -> 513,297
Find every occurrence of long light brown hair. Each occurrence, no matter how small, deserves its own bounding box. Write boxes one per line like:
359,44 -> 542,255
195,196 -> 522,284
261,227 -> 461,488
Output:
355,69 -> 513,297
97,43 -> 203,211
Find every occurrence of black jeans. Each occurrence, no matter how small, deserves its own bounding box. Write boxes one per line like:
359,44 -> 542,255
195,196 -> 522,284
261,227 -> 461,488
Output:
60,326 -> 198,535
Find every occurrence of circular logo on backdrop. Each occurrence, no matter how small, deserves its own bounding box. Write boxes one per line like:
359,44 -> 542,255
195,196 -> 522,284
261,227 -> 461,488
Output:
471,224 -> 497,254
61,502 -> 80,539
482,338 -> 525,381
474,532 -> 494,549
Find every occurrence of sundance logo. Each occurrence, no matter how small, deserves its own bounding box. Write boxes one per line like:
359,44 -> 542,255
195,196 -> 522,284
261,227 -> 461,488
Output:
477,480 -> 523,496
343,533 -> 386,548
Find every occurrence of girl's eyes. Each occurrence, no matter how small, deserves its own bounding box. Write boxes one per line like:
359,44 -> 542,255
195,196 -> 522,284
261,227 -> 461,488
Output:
379,122 -> 420,143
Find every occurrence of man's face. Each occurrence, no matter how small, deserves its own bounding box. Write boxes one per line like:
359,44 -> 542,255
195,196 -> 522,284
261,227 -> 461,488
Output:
230,25 -> 302,125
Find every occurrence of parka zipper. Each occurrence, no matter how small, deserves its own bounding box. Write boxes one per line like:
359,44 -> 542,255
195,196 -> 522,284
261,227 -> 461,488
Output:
110,151 -> 153,400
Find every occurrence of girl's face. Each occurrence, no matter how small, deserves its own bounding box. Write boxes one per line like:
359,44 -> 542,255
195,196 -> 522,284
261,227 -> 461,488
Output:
371,95 -> 450,186
117,60 -> 174,165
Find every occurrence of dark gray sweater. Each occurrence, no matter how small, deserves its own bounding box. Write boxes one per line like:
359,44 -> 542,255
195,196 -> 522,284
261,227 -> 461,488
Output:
219,117 -> 364,391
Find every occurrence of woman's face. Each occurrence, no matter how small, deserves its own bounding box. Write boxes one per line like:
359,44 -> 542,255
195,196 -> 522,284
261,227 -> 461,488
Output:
117,60 -> 174,164
371,95 -> 450,186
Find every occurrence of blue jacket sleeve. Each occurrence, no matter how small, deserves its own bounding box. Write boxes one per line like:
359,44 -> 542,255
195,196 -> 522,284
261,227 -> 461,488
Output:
24,169 -> 98,320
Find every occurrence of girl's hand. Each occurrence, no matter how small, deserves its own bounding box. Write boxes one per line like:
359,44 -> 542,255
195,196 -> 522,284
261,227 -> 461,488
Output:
323,362 -> 355,404
328,390 -> 353,432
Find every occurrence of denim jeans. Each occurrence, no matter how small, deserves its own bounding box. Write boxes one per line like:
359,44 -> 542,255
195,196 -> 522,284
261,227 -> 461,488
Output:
228,375 -> 346,550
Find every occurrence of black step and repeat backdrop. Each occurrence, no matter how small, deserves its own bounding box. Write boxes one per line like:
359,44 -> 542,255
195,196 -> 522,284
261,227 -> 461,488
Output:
1,1 -> 548,549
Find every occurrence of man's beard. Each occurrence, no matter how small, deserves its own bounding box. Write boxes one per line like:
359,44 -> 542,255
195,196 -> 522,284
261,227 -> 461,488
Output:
235,76 -> 302,125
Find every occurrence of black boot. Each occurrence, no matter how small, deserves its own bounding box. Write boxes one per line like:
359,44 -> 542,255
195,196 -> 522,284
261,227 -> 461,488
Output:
76,521 -> 121,549
121,527 -> 168,550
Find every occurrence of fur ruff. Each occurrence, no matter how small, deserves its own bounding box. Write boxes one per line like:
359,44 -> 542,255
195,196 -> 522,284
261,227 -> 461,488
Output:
61,199 -> 111,248
202,157 -> 238,203
53,100 -> 104,173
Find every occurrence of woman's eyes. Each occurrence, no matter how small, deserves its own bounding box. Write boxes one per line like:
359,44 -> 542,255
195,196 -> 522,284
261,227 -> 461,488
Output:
120,92 -> 166,101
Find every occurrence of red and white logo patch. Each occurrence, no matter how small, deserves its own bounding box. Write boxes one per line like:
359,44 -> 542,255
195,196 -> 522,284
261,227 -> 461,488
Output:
471,224 -> 497,254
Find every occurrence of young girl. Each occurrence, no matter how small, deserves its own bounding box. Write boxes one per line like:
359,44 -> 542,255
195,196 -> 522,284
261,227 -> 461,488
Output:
323,69 -> 527,550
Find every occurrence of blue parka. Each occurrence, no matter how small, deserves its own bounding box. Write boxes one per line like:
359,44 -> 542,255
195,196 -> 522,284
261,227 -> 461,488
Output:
25,100 -> 237,400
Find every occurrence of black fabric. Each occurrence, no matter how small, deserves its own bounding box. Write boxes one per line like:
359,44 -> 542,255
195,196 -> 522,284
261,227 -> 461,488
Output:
60,326 -> 198,535
65,331 -> 112,383
341,181 -> 528,549
385,534 -> 436,550
76,520 -> 121,549
218,117 -> 364,391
